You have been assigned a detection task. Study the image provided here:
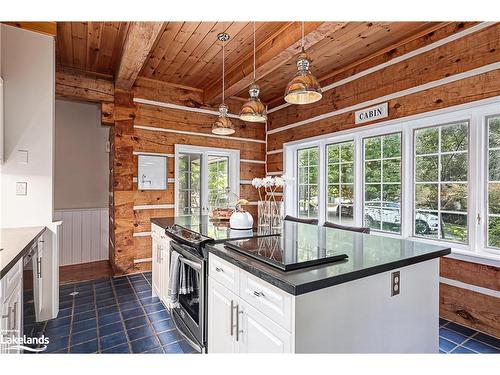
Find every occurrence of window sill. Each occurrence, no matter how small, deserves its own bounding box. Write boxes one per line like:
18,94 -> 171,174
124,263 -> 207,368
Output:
374,232 -> 499,266
446,248 -> 500,267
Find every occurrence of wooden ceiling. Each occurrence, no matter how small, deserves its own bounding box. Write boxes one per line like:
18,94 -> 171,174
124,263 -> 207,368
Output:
55,21 -> 448,108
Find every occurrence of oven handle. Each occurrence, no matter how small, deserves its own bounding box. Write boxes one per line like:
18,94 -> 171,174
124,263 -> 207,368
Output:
178,256 -> 202,271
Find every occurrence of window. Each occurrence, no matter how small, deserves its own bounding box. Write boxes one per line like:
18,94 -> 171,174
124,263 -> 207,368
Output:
285,100 -> 500,261
414,122 -> 469,244
487,115 -> 500,249
176,145 -> 239,217
178,153 -> 201,216
363,133 -> 402,233
326,141 -> 354,224
208,155 -> 229,210
297,147 -> 319,218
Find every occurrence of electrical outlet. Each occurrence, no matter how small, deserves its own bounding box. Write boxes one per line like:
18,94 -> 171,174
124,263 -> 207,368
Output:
16,182 -> 27,196
391,271 -> 400,296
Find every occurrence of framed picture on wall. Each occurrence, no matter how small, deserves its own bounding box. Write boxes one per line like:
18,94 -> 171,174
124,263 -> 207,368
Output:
137,154 -> 167,190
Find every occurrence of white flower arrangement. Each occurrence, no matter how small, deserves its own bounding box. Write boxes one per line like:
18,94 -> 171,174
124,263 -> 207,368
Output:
252,175 -> 288,202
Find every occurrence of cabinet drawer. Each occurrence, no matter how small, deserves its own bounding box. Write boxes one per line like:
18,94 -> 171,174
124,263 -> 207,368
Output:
209,253 -> 240,294
2,259 -> 23,304
239,270 -> 293,332
151,223 -> 164,238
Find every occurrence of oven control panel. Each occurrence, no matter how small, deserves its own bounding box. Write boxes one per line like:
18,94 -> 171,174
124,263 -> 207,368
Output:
165,224 -> 213,248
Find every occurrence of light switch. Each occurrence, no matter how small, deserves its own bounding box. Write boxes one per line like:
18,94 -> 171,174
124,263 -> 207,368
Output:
16,182 -> 27,196
16,150 -> 28,164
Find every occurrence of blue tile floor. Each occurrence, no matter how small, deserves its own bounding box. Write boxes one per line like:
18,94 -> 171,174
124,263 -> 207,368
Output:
23,272 -> 198,354
24,272 -> 499,354
439,318 -> 500,354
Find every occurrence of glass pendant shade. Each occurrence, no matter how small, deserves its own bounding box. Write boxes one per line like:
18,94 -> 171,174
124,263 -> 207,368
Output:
284,51 -> 322,105
239,83 -> 267,123
212,103 -> 235,135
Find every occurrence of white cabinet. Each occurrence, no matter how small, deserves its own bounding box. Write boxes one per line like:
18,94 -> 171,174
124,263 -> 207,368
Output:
151,224 -> 171,306
207,254 -> 293,353
32,237 -> 44,320
239,301 -> 291,353
0,259 -> 23,354
207,278 -> 239,353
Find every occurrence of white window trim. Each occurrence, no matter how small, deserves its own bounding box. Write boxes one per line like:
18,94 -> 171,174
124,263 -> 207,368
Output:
174,144 -> 240,217
283,97 -> 500,265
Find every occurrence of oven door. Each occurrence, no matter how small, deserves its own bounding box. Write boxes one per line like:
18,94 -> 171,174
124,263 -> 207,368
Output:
170,241 -> 205,352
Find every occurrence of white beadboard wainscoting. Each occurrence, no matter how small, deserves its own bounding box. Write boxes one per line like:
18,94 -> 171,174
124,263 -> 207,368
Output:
53,208 -> 109,266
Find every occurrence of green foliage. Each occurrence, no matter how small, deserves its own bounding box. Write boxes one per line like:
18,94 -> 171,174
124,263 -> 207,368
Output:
415,156 -> 438,182
415,184 -> 438,210
383,133 -> 401,158
488,217 -> 500,248
416,128 -> 439,155
489,150 -> 500,181
441,153 -> 467,182
441,123 -> 468,152
441,184 -> 467,212
488,117 -> 500,148
488,183 -> 500,215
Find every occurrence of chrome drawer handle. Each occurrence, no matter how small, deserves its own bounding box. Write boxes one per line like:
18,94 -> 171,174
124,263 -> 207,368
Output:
215,267 -> 223,272
253,290 -> 264,297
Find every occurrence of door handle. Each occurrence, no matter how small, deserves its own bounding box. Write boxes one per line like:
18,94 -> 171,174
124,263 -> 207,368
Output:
253,290 -> 264,297
230,300 -> 235,336
37,257 -> 42,278
2,307 -> 11,329
235,304 -> 243,342
11,302 -> 17,331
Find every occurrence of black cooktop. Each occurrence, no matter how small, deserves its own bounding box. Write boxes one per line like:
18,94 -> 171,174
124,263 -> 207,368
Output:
224,228 -> 348,271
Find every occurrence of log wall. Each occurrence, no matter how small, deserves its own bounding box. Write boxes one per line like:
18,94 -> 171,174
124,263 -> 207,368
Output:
109,88 -> 266,275
265,22 -> 500,337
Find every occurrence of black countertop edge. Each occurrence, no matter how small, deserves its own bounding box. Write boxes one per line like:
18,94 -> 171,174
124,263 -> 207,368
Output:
0,227 -> 46,280
207,245 -> 451,296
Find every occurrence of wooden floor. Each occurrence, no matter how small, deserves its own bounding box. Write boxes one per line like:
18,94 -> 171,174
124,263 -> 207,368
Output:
59,260 -> 113,284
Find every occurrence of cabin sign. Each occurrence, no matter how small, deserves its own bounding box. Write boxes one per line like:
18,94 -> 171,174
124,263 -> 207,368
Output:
355,103 -> 388,124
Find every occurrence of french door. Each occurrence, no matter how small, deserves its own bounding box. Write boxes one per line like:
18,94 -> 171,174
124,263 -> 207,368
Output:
175,145 -> 240,217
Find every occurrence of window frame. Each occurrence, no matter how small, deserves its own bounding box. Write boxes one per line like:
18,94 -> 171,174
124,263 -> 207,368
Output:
484,114 -> 500,251
296,146 -> 320,219
174,144 -> 240,217
412,120 -> 471,245
362,131 -> 403,234
283,98 -> 500,264
325,140 -> 356,225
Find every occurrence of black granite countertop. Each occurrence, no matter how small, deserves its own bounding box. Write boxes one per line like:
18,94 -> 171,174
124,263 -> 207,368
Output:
207,224 -> 451,295
151,216 -> 267,243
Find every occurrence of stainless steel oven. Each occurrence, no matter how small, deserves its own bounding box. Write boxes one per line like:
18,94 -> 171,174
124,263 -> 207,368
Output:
169,241 -> 207,353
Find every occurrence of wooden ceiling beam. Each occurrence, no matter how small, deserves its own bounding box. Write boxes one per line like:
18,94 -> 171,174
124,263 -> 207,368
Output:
56,66 -> 114,103
115,22 -> 165,90
203,21 -> 347,105
2,22 -> 57,37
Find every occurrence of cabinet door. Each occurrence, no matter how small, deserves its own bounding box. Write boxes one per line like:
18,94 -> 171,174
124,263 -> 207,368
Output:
159,235 -> 171,304
151,236 -> 161,297
238,301 -> 292,353
32,239 -> 43,321
208,277 -> 239,353
0,284 -> 22,354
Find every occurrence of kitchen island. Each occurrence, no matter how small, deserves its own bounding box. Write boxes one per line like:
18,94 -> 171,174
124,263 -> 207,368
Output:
206,221 -> 451,353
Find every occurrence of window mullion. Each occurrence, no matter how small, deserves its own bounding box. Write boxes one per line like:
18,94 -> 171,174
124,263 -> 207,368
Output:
354,136 -> 363,227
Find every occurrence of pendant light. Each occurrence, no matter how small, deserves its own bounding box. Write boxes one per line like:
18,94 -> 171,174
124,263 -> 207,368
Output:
239,22 -> 267,123
212,32 -> 235,135
284,21 -> 322,105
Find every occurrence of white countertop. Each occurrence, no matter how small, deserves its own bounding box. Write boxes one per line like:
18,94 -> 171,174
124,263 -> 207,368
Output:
0,226 -> 46,278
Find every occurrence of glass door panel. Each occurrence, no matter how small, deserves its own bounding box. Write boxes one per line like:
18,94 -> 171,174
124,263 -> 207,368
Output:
207,155 -> 230,211
178,153 -> 202,216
